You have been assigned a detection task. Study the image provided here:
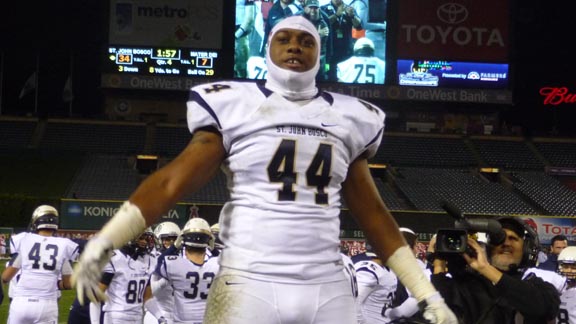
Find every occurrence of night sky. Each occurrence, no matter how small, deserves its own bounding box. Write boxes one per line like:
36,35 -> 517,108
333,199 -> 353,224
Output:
1,1 -> 575,135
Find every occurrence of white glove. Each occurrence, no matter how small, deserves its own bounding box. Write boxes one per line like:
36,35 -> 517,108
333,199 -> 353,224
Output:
421,293 -> 458,324
71,237 -> 113,305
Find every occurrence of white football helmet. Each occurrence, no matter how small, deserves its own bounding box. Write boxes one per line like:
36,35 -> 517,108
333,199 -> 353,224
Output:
210,223 -> 224,250
29,205 -> 59,232
353,37 -> 375,56
180,218 -> 214,250
124,227 -> 155,258
154,221 -> 181,251
558,246 -> 576,284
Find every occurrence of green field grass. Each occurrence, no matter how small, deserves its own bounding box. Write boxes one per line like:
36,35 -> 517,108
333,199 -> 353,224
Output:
0,262 -> 76,323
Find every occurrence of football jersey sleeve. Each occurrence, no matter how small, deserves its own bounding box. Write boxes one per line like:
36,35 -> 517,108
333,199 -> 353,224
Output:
187,81 -> 268,152
331,93 -> 386,160
9,232 -> 26,256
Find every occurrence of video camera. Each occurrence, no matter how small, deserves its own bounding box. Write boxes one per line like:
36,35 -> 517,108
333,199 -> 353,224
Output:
434,202 -> 507,273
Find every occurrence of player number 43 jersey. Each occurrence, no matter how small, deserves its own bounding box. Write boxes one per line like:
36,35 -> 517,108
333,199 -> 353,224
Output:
9,232 -> 79,298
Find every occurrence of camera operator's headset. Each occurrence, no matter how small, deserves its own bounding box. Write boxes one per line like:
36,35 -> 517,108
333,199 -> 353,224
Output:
487,217 -> 540,269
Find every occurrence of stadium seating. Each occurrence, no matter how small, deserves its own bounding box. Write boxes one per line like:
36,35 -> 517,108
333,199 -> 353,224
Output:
2,117 -> 575,216
0,117 -> 38,149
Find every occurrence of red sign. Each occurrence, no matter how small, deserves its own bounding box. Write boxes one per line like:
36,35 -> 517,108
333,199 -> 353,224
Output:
396,0 -> 509,61
539,87 -> 576,105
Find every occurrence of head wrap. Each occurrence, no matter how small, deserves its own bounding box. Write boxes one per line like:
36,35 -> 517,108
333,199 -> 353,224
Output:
265,16 -> 320,100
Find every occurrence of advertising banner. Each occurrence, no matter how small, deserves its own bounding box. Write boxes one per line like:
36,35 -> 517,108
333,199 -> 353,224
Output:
520,216 -> 576,245
396,0 -> 509,61
109,0 -> 223,48
60,199 -> 189,230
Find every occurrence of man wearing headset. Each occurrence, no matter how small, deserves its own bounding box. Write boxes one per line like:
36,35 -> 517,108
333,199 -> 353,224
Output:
430,217 -> 560,323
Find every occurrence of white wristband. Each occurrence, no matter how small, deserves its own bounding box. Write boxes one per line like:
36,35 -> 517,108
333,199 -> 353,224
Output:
98,201 -> 147,249
386,245 -> 436,302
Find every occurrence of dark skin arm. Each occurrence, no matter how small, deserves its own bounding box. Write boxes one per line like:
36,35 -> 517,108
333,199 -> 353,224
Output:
129,130 -> 226,226
342,155 -> 407,262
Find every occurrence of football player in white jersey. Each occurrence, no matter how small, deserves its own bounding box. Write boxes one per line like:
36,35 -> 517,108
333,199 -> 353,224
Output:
144,221 -> 182,324
557,246 -> 576,324
155,218 -> 219,324
355,243 -> 398,323
73,15 -> 456,324
1,205 -> 79,324
209,222 -> 224,256
337,37 -> 385,84
89,228 -> 166,324
246,55 -> 268,79
154,221 -> 181,254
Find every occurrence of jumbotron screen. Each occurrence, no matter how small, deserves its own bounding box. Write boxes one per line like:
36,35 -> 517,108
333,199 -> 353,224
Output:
233,0 -> 389,85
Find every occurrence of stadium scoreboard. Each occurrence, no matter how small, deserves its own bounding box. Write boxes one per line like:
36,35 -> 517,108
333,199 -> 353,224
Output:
107,46 -> 221,78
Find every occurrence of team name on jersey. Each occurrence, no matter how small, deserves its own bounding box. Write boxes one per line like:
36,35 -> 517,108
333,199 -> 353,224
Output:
276,125 -> 328,138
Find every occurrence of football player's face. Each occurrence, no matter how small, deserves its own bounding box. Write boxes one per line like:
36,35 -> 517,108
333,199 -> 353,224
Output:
138,233 -> 154,249
162,236 -> 176,249
490,229 -> 524,271
270,29 -> 318,73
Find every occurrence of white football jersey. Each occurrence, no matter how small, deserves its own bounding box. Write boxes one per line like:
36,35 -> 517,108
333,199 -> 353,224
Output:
157,253 -> 220,323
354,260 -> 398,324
9,232 -> 79,298
149,273 -> 175,321
102,249 -> 157,316
337,56 -> 386,84
247,56 -> 268,79
523,267 -> 566,293
187,82 -> 385,283
559,286 -> 576,324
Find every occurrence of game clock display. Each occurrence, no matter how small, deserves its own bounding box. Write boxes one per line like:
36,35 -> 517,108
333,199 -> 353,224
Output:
107,46 -> 221,78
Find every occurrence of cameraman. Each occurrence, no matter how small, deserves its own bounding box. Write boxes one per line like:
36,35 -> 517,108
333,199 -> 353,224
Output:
430,217 -> 560,324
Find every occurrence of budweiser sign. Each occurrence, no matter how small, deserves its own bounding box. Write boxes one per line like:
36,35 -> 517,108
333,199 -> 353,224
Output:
539,87 -> 576,105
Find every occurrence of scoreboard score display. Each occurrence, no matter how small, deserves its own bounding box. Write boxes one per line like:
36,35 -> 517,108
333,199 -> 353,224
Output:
107,46 -> 221,78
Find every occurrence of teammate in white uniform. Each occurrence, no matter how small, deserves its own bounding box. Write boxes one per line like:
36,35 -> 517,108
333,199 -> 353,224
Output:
90,228 -> 166,324
155,218 -> 219,324
208,222 -> 224,256
144,222 -> 182,324
73,16 -> 457,324
557,246 -> 576,323
1,205 -> 79,324
337,37 -> 385,84
355,245 -> 398,323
